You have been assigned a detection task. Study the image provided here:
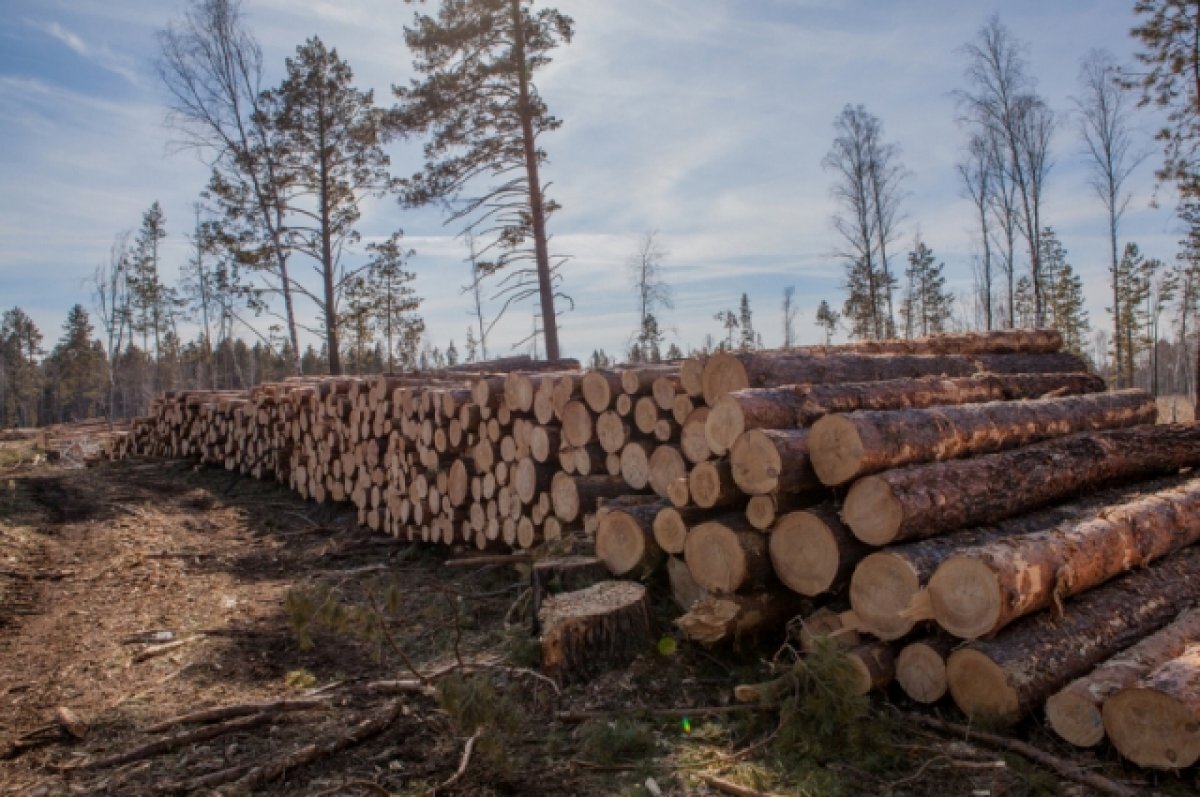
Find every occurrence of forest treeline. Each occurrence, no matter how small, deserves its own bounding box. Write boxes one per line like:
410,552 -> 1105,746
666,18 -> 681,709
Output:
4,0 -> 1200,427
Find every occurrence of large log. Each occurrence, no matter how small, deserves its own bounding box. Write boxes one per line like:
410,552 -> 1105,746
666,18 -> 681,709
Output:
704,371 -> 1104,457
945,546 -> 1200,724
683,515 -> 771,594
1103,644 -> 1200,769
769,508 -> 868,597
688,458 -> 742,509
652,506 -> 709,555
927,477 -> 1200,639
540,581 -> 653,684
594,498 -> 669,577
808,389 -> 1155,487
728,428 -> 820,496
1047,607 -> 1200,748
550,473 -> 632,524
842,424 -> 1200,546
700,347 -> 1087,406
895,637 -> 956,705
830,328 -> 1064,355
647,444 -> 687,498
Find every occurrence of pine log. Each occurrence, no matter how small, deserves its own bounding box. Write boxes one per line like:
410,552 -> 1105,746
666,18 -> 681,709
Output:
675,591 -> 807,646
798,607 -> 862,653
680,407 -> 712,464
666,476 -> 690,508
808,389 -> 1155,487
927,477 -> 1200,640
594,498 -> 669,577
842,424 -> 1200,546
684,515 -> 772,593
653,506 -> 709,555
621,364 -> 678,395
769,508 -> 869,597
672,393 -> 695,426
595,411 -> 629,454
529,425 -> 561,463
832,328 -> 1064,356
729,428 -> 820,496
846,642 -> 896,695
945,545 -> 1200,724
550,473 -> 632,524
648,444 -> 687,498
540,581 -> 653,684
1047,607 -> 1200,747
680,357 -> 705,398
667,554 -> 709,611
580,369 -> 623,413
619,440 -> 653,490
689,458 -> 742,509
896,637 -> 957,704
744,492 -> 813,530
1103,643 -> 1200,769
560,400 -> 594,448
513,457 -> 554,505
705,372 -> 1106,457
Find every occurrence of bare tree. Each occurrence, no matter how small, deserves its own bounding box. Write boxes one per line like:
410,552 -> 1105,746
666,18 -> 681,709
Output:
959,16 -> 1055,325
1076,48 -> 1147,386
628,230 -> 672,361
781,285 -> 798,348
93,232 -> 132,422
959,133 -> 995,329
461,231 -> 490,363
865,118 -> 907,336
158,0 -> 302,374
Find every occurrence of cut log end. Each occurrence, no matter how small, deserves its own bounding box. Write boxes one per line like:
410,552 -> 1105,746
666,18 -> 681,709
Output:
927,556 -> 1003,640
896,641 -> 948,705
848,552 -> 926,640
729,429 -> 782,495
683,521 -> 755,594
704,395 -> 744,456
701,352 -> 750,407
653,508 -> 688,555
595,509 -> 657,576
769,511 -> 841,596
842,475 -> 903,546
540,581 -> 652,684
807,414 -> 867,487
1104,687 -> 1200,770
1045,689 -> 1106,748
946,648 -> 1021,724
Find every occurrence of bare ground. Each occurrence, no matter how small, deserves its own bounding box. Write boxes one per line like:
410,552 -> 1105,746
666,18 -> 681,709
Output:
0,445 -> 1194,796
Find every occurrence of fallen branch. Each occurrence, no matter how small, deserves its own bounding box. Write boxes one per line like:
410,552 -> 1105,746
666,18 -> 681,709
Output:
900,712 -> 1137,797
81,712 -> 273,769
557,705 -> 770,723
430,731 -> 480,795
703,774 -> 787,797
141,697 -> 329,734
444,553 -> 532,568
132,636 -> 201,663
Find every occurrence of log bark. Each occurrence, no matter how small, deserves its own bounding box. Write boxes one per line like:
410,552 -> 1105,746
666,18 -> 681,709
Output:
896,637 -> 956,704
1103,643 -> 1200,769
704,371 -> 1105,456
842,424 -> 1200,546
1047,607 -> 1200,748
594,498 -> 669,577
809,389 -> 1155,487
729,428 -> 819,496
769,508 -> 869,597
830,328 -> 1064,356
927,477 -> 1200,640
684,515 -> 772,593
797,607 -> 862,652
945,545 -> 1200,724
540,581 -> 653,684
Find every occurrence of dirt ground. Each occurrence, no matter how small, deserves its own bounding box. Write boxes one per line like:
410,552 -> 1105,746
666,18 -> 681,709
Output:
0,443 -> 1194,796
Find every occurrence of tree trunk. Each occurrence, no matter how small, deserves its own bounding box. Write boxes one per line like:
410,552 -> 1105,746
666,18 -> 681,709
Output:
540,581 -> 651,683
1047,607 -> 1200,748
769,508 -> 868,597
945,545 -> 1200,724
808,389 -> 1156,487
842,424 -> 1200,546
729,428 -> 820,497
594,498 -> 668,577
683,515 -> 771,594
510,0 -> 559,360
927,477 -> 1200,640
704,371 -> 1103,456
896,637 -> 956,704
1103,644 -> 1200,769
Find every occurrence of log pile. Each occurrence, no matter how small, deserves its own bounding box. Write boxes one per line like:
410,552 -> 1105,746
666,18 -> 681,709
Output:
109,330 -> 1200,772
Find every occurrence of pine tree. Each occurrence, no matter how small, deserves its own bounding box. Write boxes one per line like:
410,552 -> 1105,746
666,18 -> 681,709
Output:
738,293 -> 755,350
465,327 -> 479,363
900,238 -> 954,338
361,232 -> 423,371
0,308 -> 43,427
666,342 -> 683,360
815,299 -> 840,344
393,0 -> 573,360
714,309 -> 739,350
446,340 -> 459,367
628,231 -> 671,362
1114,242 -> 1152,386
781,286 -> 798,348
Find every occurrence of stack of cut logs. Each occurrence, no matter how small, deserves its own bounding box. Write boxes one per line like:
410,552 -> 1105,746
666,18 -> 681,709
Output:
113,330 -> 1200,770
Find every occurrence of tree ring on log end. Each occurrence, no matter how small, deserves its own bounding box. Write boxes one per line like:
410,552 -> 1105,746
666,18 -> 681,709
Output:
1104,686 -> 1200,770
705,395 -> 744,456
843,475 -> 903,545
1045,689 -> 1105,748
896,642 -> 947,704
808,414 -> 866,486
730,429 -> 782,495
701,352 -> 750,406
595,511 -> 648,576
928,557 -> 1002,640
947,648 -> 1020,724
684,522 -> 746,594
770,511 -> 839,596
849,552 -> 921,639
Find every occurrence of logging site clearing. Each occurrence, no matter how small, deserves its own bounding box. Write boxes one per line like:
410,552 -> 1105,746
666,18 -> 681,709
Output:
0,447 -> 1173,797
5,329 -> 1200,797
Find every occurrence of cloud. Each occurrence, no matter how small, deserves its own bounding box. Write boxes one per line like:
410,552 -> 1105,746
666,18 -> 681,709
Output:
26,18 -> 142,86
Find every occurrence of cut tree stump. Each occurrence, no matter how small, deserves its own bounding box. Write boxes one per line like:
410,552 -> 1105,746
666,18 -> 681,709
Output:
842,424 -> 1200,546
945,545 -> 1200,724
1047,607 -> 1200,748
540,581 -> 653,684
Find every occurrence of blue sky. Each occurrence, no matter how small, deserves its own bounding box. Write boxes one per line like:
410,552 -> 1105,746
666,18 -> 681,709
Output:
0,0 -> 1182,362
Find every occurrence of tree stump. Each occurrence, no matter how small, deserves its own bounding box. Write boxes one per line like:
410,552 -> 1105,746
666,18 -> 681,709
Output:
540,581 -> 653,684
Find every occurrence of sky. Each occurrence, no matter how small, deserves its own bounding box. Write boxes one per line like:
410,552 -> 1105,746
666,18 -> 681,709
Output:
0,0 -> 1184,364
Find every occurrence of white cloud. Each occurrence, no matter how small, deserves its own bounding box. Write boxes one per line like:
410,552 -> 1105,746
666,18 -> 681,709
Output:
25,18 -> 142,86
